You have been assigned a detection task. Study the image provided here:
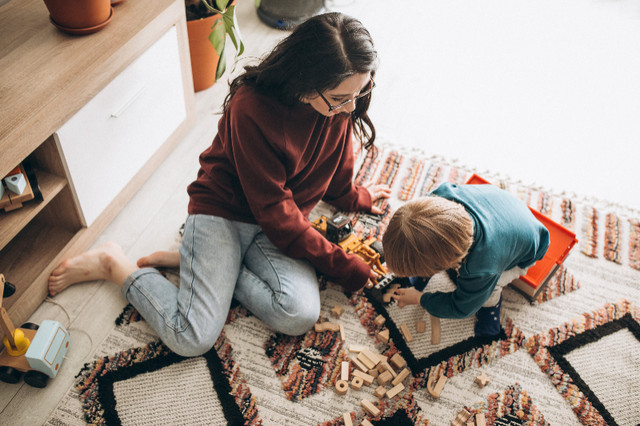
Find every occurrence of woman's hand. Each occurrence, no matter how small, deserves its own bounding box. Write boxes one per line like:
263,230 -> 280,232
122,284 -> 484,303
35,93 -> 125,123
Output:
365,183 -> 391,214
392,287 -> 423,308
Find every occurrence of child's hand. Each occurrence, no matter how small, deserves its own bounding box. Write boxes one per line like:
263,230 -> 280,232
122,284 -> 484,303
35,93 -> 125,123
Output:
392,287 -> 423,308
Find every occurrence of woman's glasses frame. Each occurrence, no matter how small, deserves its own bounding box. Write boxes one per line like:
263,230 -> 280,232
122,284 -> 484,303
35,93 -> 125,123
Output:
316,76 -> 375,112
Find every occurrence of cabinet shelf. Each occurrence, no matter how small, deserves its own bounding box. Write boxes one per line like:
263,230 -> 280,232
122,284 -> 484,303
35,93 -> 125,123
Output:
0,170 -> 69,250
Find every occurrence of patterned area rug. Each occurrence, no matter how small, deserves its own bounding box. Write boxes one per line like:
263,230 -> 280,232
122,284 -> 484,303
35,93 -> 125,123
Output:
47,141 -> 640,426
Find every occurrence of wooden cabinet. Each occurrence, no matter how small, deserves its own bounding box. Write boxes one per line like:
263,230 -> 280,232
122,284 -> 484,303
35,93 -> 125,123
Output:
0,0 -> 195,327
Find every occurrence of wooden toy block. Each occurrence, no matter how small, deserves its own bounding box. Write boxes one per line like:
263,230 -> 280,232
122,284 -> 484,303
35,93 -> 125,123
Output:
335,379 -> 349,395
427,373 -> 447,398
474,372 -> 490,388
377,370 -> 393,386
399,324 -> 413,342
349,344 -> 366,353
475,413 -> 486,426
353,369 -> 375,386
4,172 -> 27,195
376,363 -> 387,374
375,353 -> 387,364
343,413 -> 353,426
0,165 -> 34,212
357,352 -> 376,370
361,348 -> 381,367
350,376 -> 364,390
339,323 -> 345,341
380,361 -> 397,377
389,353 -> 406,370
341,361 -> 350,381
415,320 -> 426,333
431,315 -> 441,345
374,385 -> 387,398
314,321 -> 340,332
391,367 -> 410,386
360,399 -> 380,417
368,368 -> 379,379
351,356 -> 368,373
450,408 -> 472,426
382,292 -> 393,303
361,420 -> 374,426
385,382 -> 404,398
331,304 -> 344,318
373,315 -> 386,327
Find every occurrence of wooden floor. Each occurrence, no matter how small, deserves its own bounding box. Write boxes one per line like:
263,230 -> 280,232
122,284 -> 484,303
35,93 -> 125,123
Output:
1,0 -> 639,424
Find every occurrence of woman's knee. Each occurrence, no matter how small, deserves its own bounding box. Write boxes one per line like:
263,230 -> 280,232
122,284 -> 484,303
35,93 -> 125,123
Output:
165,323 -> 222,357
275,297 -> 321,336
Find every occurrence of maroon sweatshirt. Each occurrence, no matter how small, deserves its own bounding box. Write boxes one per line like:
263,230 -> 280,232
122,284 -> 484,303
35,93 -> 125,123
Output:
187,85 -> 372,291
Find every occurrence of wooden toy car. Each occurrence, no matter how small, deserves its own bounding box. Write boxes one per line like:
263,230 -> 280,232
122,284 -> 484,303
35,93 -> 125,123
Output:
0,274 -> 70,388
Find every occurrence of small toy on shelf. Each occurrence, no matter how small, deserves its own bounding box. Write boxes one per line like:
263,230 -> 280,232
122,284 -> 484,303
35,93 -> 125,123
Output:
0,163 -> 42,213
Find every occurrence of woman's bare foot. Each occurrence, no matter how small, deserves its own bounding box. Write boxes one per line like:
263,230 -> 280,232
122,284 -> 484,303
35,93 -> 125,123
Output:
137,250 -> 180,268
48,242 -> 137,296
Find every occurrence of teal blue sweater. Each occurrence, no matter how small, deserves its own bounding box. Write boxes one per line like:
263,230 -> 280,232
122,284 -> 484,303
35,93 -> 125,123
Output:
419,183 -> 550,318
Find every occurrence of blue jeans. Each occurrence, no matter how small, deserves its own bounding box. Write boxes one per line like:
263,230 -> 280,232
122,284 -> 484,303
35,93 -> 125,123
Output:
121,214 -> 321,357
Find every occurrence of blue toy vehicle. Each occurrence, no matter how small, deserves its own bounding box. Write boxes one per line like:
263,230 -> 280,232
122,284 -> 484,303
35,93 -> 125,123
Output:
0,274 -> 70,388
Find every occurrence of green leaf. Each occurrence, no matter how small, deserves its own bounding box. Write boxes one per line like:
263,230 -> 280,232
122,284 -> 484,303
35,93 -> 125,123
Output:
215,45 -> 227,81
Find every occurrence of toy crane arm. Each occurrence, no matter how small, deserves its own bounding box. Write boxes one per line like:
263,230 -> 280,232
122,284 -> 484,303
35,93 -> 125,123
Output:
1,274 -> 18,349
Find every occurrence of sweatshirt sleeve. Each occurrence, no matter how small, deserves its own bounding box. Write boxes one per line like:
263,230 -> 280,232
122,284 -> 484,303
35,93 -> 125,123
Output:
419,273 -> 500,318
228,101 -> 370,292
322,127 -> 373,212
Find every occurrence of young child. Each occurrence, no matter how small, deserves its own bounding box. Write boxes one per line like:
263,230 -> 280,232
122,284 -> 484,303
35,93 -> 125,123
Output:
383,182 -> 550,336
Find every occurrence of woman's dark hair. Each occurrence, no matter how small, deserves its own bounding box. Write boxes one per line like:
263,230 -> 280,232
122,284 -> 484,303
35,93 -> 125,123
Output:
223,12 -> 378,149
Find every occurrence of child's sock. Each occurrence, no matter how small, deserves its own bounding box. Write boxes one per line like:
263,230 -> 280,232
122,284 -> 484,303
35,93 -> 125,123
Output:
474,297 -> 502,337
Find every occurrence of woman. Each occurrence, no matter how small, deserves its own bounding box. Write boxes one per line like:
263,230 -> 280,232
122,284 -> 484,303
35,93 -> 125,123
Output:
48,12 -> 390,356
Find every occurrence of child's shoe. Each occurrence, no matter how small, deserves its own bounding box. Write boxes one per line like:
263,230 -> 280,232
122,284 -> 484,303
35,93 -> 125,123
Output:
474,297 -> 502,337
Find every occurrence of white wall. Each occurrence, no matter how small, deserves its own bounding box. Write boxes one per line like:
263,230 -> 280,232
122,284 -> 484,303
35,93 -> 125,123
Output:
336,0 -> 640,211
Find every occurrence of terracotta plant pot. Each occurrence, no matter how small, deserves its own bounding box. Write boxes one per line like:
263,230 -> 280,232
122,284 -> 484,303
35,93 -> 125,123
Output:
187,13 -> 222,92
43,0 -> 112,31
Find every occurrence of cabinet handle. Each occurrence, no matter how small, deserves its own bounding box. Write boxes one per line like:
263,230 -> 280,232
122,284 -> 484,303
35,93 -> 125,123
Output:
110,85 -> 146,118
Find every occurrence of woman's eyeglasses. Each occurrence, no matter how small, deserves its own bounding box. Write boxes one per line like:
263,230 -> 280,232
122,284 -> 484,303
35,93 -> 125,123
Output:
317,77 -> 375,112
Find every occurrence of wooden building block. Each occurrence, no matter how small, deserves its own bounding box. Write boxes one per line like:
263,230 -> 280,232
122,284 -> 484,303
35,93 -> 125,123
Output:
450,408 -> 472,426
339,323 -> 345,342
350,376 -> 364,390
343,412 -> 353,426
357,352 -> 376,370
374,314 -> 386,327
380,361 -> 397,378
360,399 -> 380,417
377,370 -> 393,386
314,321 -> 340,332
341,361 -> 350,381
430,315 -> 441,345
331,304 -> 344,318
335,379 -> 349,395
389,353 -> 406,370
391,368 -> 410,386
361,348 -> 381,367
474,372 -> 490,388
399,324 -> 413,342
475,413 -> 486,426
352,356 -> 368,372
385,383 -> 405,398
374,385 -> 387,398
361,420 -> 374,426
415,320 -> 426,333
349,344 -> 366,353
353,369 -> 375,386
427,373 -> 448,398
368,368 -> 379,378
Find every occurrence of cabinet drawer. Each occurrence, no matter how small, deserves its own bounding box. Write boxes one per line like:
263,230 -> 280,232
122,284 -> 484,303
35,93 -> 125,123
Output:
57,26 -> 187,226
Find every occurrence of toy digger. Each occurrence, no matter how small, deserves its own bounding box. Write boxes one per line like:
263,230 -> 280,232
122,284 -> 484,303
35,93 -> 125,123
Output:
311,213 -> 398,303
0,274 -> 70,388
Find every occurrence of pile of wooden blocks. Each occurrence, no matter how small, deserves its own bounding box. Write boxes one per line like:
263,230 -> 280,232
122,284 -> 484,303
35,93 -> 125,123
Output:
335,345 -> 411,426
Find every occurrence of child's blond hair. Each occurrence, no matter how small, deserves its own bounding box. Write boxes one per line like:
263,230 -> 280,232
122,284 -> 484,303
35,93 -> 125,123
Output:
383,197 -> 474,277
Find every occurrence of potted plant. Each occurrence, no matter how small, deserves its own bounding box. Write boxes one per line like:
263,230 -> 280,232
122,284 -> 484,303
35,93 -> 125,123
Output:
186,0 -> 244,92
43,0 -> 113,34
